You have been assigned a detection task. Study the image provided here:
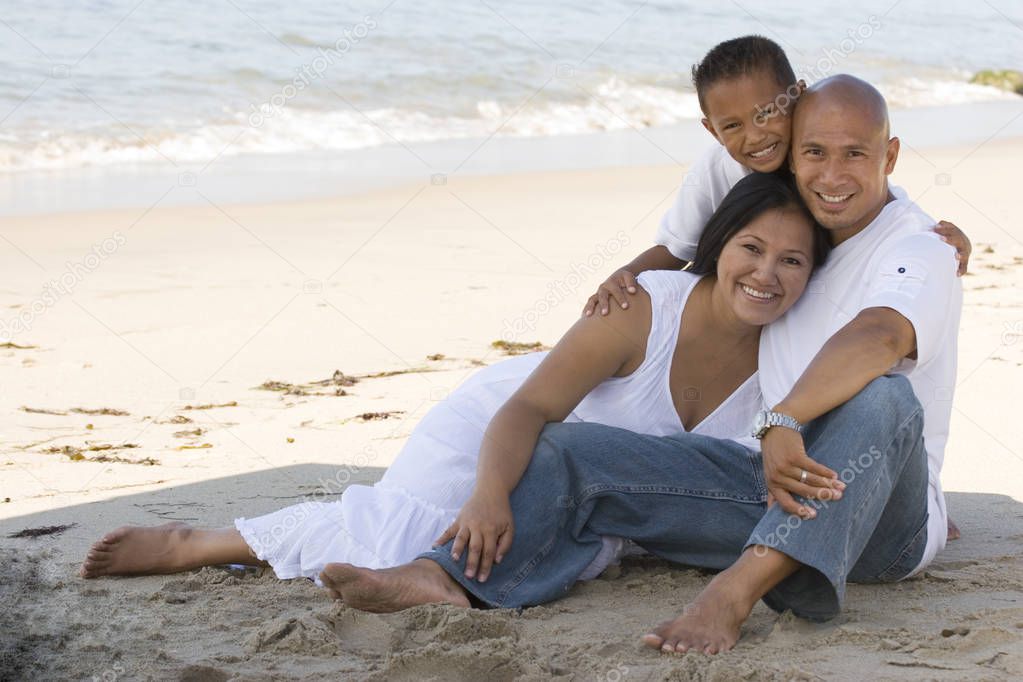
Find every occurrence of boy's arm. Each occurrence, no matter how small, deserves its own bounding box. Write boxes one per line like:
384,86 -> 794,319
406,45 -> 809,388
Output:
933,220 -> 971,276
584,146 -> 731,317
583,245 -> 685,317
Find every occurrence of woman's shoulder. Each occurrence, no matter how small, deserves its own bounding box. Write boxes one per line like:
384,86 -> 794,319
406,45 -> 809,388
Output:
635,269 -> 702,303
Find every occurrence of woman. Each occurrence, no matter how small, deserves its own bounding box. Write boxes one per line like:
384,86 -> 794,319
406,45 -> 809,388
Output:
80,172 -> 830,585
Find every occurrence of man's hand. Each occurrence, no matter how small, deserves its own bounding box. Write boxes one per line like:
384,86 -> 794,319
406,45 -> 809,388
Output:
583,269 -> 639,317
933,220 -> 971,276
434,488 -> 514,583
760,427 -> 845,518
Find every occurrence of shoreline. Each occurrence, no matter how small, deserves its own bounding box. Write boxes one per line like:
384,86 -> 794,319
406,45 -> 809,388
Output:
2,98 -> 1022,218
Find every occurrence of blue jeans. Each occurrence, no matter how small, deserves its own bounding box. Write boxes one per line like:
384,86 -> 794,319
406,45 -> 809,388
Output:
419,375 -> 929,621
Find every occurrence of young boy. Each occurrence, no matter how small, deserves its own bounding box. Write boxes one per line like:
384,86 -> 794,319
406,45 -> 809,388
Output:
583,35 -> 970,317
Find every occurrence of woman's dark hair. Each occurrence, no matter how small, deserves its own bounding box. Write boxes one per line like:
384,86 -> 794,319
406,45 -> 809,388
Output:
692,35 -> 796,115
688,172 -> 830,275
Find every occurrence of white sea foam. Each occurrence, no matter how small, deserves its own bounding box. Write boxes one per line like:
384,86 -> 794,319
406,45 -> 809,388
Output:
0,76 -> 1015,173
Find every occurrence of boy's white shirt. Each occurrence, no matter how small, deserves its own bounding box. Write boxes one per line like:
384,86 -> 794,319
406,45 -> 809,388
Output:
654,143 -> 752,261
656,145 -> 960,574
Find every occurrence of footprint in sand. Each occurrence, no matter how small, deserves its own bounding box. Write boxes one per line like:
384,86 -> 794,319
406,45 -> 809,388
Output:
244,615 -> 337,655
394,604 -> 520,647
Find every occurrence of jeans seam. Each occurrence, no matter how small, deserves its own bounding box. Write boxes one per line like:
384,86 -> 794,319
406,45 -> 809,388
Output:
875,513 -> 928,582
844,404 -> 925,582
847,405 -> 923,523
747,450 -> 767,499
576,483 -> 765,505
494,533 -> 558,606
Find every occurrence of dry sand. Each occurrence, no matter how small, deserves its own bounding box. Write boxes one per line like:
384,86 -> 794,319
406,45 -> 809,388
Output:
1,138 -> 1022,680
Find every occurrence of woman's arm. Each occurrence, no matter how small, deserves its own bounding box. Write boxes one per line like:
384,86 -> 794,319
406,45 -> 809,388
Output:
438,286 -> 654,581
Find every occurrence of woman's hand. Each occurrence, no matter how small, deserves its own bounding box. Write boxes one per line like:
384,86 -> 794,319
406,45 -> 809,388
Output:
434,487 -> 514,583
760,427 -> 845,518
583,269 -> 639,317
933,220 -> 971,276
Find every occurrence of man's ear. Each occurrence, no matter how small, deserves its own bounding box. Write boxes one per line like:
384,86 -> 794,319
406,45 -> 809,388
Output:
884,136 -> 900,175
700,118 -> 721,143
796,79 -> 807,95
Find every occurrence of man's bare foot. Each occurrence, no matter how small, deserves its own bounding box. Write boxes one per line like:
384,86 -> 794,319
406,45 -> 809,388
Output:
320,559 -> 470,613
947,518 -> 961,541
641,574 -> 753,655
81,522 -> 200,578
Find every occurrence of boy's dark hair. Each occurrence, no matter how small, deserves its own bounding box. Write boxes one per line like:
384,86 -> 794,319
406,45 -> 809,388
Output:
688,171 -> 830,276
692,35 -> 796,114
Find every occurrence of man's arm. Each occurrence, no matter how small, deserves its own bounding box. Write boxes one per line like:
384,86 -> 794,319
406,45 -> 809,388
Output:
773,307 -> 914,424
760,307 -> 915,517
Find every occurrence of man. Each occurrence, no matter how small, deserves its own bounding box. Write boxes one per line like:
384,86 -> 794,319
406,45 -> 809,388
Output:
319,75 -> 962,655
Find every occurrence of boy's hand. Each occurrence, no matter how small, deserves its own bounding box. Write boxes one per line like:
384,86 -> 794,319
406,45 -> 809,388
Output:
584,269 -> 639,317
434,488 -> 514,583
933,220 -> 971,276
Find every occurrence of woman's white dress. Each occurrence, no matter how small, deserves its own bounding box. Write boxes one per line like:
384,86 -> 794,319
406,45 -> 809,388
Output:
235,271 -> 763,581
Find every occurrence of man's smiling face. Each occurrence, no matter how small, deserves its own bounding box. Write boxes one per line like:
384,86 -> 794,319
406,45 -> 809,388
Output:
790,76 -> 900,245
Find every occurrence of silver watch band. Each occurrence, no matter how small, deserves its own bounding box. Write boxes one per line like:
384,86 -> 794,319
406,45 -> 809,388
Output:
766,412 -> 802,432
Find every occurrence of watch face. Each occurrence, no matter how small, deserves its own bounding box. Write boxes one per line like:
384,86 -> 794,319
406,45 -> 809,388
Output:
753,411 -> 767,433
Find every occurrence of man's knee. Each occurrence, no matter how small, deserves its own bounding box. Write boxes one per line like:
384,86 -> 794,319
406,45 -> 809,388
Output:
846,375 -> 922,426
859,374 -> 918,408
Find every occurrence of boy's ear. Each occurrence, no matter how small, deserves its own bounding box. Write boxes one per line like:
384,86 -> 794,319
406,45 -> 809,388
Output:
700,118 -> 721,143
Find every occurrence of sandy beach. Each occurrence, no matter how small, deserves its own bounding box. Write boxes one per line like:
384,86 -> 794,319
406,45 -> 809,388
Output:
2,136 -> 1022,680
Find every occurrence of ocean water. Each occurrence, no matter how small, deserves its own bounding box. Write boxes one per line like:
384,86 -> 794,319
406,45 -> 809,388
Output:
0,0 -> 1021,176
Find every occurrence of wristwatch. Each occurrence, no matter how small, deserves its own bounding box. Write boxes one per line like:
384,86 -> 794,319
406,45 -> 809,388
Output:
752,410 -> 804,439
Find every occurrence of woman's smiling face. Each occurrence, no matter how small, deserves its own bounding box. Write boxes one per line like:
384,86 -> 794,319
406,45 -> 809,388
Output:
714,205 -> 817,327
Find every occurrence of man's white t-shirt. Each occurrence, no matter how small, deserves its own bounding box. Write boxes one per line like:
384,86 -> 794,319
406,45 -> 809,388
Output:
655,144 -> 751,261
759,186 -> 962,575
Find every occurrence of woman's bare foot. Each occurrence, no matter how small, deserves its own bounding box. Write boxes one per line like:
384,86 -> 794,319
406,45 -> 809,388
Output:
80,523 -> 259,578
947,518 -> 961,541
320,559 -> 470,613
641,575 -> 753,655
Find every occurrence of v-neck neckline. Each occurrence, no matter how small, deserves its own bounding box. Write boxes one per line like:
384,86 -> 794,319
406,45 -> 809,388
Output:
663,275 -> 758,433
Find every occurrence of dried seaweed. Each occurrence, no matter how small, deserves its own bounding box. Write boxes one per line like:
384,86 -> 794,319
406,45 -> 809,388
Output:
343,410 -> 405,424
182,401 -> 238,410
490,340 -> 549,355
19,406 -> 67,415
7,523 -> 76,539
69,407 -> 130,416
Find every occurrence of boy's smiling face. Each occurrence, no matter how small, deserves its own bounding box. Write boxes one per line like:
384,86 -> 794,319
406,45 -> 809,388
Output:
701,71 -> 798,173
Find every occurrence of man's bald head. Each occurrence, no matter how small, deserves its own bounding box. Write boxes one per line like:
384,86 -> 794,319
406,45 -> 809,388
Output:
789,74 -> 900,244
796,75 -> 890,140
